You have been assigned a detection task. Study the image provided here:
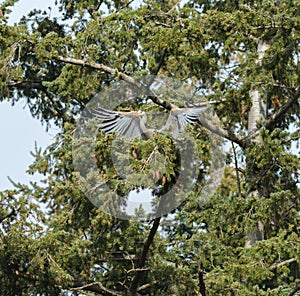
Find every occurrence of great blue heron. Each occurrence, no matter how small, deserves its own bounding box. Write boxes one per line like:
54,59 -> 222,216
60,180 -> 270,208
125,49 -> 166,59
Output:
92,106 -> 208,139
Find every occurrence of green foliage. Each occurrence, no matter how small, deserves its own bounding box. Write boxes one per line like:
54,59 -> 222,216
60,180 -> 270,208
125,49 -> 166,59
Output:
0,0 -> 299,295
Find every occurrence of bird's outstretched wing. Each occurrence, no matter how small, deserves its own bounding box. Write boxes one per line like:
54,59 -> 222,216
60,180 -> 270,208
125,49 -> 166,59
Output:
92,107 -> 145,139
176,107 -> 208,128
165,107 -> 208,138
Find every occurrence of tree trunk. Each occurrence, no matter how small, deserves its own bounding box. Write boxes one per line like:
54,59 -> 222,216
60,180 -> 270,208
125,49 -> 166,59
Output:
248,39 -> 269,135
245,38 -> 270,248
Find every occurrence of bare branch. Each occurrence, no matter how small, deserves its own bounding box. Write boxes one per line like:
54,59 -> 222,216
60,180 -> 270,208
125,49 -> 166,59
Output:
189,98 -> 227,107
288,283 -> 300,296
232,142 -> 242,198
198,267 -> 206,296
8,80 -> 47,91
70,280 -> 125,296
198,116 -> 244,147
243,85 -> 300,144
152,49 -> 166,77
87,0 -> 104,18
128,217 -> 161,295
56,55 -> 175,110
269,258 -> 297,271
265,85 -> 300,129
127,268 -> 151,274
137,282 -> 155,292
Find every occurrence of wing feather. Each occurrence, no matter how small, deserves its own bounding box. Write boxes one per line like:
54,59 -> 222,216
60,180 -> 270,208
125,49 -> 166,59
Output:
92,107 -> 144,139
176,107 -> 208,129
165,107 -> 208,138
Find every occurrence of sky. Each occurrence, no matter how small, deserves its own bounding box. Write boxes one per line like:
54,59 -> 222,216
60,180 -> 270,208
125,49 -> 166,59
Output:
0,0 -> 58,190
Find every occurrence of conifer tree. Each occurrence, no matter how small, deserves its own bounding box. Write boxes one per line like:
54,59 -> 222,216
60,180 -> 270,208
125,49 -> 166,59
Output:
0,0 -> 299,295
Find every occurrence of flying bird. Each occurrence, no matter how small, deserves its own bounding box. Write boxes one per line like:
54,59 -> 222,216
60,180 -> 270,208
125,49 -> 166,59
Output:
92,106 -> 208,139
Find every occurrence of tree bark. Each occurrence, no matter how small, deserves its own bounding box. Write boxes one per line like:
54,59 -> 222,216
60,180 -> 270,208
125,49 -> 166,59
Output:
128,217 -> 161,295
247,39 -> 269,137
245,38 -> 270,248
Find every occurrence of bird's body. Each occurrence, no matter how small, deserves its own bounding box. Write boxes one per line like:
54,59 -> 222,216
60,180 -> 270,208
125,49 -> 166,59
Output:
92,106 -> 207,139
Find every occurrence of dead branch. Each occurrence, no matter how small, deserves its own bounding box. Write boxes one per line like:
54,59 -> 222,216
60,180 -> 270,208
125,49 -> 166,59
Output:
128,217 -> 161,295
70,280 -> 125,296
269,258 -> 297,271
243,85 -> 300,144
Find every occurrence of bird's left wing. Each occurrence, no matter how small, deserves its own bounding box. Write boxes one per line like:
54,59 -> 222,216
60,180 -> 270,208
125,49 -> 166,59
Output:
91,107 -> 145,139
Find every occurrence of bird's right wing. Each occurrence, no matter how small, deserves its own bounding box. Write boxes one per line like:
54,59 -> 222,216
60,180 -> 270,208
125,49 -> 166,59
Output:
165,107 -> 208,138
91,107 -> 145,139
176,107 -> 208,128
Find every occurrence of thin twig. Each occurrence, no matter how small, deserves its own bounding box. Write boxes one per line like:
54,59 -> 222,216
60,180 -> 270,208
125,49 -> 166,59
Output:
141,145 -> 158,171
127,267 -> 150,274
288,283 -> 300,296
232,142 -> 242,198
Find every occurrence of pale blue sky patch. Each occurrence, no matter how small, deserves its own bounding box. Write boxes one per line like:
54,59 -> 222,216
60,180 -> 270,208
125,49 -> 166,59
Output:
0,101 -> 54,190
7,0 -> 58,24
0,0 -> 58,190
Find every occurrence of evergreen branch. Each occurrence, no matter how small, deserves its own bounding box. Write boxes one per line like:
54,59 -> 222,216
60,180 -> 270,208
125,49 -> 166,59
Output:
0,208 -> 16,224
283,134 -> 300,143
